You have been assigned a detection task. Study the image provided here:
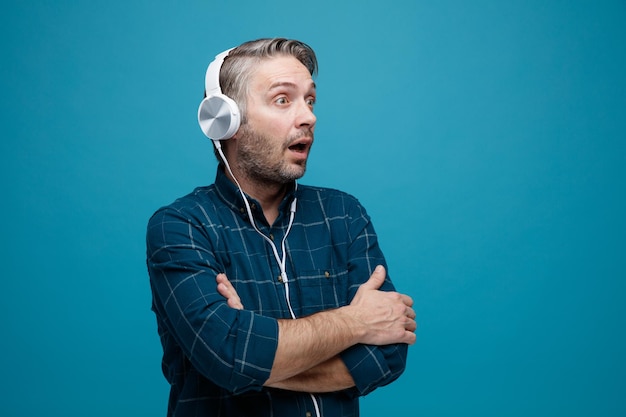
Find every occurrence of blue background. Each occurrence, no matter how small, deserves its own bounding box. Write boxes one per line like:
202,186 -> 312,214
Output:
1,1 -> 625,416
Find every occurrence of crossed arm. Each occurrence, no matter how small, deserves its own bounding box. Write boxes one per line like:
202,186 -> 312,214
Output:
216,265 -> 417,392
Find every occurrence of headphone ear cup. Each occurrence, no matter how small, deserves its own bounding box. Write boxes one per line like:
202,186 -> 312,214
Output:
197,94 -> 241,140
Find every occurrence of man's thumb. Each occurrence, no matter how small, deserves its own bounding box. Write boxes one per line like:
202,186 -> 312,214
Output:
361,265 -> 386,291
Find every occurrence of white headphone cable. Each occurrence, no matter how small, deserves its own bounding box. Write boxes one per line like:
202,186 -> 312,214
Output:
214,140 -> 321,417
214,140 -> 298,319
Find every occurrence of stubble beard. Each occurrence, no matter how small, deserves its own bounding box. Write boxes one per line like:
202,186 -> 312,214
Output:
236,125 -> 313,186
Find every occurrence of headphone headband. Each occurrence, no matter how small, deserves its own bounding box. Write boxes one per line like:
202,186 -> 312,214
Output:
204,48 -> 234,97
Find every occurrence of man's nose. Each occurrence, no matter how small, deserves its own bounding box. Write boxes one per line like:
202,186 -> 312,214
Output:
296,100 -> 316,128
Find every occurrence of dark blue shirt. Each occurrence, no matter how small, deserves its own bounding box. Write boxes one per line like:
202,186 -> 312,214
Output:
146,168 -> 408,416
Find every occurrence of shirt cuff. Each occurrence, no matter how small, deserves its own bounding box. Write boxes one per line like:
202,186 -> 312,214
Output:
340,344 -> 392,396
229,312 -> 279,393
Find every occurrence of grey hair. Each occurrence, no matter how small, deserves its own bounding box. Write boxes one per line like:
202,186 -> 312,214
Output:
218,38 -> 318,124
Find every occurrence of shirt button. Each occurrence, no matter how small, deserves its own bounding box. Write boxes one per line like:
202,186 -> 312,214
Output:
269,233 -> 275,241
277,275 -> 283,282
306,412 -> 312,417
324,271 -> 330,278
239,207 -> 245,213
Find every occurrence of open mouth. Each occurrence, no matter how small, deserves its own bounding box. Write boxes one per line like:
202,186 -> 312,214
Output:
289,143 -> 308,152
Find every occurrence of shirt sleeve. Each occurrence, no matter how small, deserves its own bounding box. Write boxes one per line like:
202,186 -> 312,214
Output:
146,205 -> 279,394
339,196 -> 410,396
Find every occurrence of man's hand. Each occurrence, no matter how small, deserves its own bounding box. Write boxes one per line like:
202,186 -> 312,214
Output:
216,273 -> 243,309
343,265 -> 417,346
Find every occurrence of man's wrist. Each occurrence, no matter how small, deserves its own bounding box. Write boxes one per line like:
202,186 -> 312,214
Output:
332,306 -> 366,345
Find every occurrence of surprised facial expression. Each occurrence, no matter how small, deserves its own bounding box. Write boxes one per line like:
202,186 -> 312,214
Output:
234,56 -> 317,185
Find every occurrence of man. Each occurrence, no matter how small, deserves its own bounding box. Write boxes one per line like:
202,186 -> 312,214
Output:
146,38 -> 416,417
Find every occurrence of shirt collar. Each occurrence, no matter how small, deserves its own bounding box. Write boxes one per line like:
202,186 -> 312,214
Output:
214,167 -> 298,225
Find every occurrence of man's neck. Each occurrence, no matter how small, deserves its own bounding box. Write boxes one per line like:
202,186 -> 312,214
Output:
225,168 -> 290,226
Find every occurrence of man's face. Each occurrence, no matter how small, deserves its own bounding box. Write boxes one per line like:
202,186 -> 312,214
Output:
233,56 -> 317,185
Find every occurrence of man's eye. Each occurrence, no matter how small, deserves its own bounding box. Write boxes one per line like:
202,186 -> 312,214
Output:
276,97 -> 288,105
306,98 -> 316,107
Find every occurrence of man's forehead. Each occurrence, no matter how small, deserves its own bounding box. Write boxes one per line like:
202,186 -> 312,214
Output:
250,56 -> 315,90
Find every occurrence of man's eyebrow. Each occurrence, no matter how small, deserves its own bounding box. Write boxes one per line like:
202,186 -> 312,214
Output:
267,81 -> 317,91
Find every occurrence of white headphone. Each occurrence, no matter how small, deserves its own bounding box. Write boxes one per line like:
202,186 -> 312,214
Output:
197,48 -> 241,140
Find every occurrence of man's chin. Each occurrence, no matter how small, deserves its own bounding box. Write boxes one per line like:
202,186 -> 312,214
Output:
282,164 -> 307,182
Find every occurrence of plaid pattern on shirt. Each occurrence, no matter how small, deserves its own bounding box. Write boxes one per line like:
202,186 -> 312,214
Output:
146,168 -> 408,417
